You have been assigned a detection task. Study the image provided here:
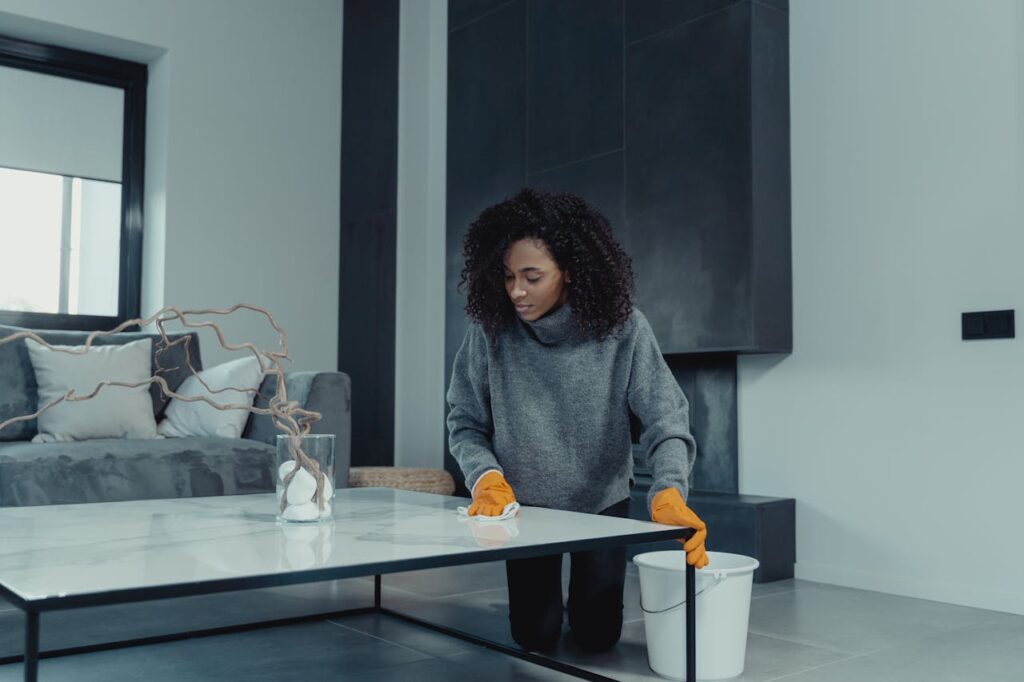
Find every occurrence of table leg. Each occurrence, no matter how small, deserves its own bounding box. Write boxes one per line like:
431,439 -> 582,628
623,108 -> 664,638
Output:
686,562 -> 695,682
24,610 -> 38,682
374,574 -> 381,609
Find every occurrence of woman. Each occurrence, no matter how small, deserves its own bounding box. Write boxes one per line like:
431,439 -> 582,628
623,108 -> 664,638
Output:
447,188 -> 708,654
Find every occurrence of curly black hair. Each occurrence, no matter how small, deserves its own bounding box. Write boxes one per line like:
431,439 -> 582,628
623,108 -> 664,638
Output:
459,187 -> 634,342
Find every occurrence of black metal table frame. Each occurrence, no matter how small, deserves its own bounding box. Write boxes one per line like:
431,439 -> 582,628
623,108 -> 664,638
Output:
0,529 -> 696,682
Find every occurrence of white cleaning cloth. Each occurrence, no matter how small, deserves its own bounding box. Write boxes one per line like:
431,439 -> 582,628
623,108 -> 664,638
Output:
456,501 -> 521,521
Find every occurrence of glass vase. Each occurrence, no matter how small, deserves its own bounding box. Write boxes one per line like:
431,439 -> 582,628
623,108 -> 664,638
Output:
276,434 -> 335,523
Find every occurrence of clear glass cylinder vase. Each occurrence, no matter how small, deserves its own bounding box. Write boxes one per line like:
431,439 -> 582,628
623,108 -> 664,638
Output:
276,434 -> 335,523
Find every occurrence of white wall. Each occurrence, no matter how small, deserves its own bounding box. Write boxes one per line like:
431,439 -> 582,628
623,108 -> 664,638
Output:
394,0 -> 447,468
0,0 -> 342,371
739,0 -> 1024,614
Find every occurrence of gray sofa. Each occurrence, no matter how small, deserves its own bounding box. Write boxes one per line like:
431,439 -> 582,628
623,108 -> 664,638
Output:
0,325 -> 351,507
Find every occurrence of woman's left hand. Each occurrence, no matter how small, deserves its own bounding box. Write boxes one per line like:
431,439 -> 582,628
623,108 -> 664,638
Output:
650,487 -> 709,569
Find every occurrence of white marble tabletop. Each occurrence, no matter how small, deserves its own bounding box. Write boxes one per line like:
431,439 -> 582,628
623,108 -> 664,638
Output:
0,488 -> 683,607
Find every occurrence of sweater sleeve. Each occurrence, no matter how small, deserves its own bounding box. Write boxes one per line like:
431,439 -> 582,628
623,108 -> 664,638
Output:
626,313 -> 698,514
446,325 -> 503,492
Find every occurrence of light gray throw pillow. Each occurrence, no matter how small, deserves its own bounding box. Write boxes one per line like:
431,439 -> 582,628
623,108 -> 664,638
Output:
25,337 -> 160,442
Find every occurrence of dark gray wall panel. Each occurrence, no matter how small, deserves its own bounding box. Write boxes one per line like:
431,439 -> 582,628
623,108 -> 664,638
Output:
693,360 -> 738,493
647,355 -> 738,494
527,151 -> 625,234
447,0 -> 527,253
446,0 -> 527,484
450,0 -> 516,30
625,0 -> 740,43
670,354 -> 738,493
527,0 -> 623,173
751,1 -> 792,352
635,353 -> 738,494
758,0 -> 788,13
340,0 -> 399,221
621,204 -> 751,352
340,0 -> 399,466
339,212 -> 396,467
625,4 -> 753,353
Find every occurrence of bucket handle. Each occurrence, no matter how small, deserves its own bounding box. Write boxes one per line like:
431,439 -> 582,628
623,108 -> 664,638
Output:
639,571 -> 728,615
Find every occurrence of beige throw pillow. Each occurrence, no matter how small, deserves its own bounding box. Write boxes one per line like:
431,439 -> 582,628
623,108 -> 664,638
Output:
25,338 -> 159,442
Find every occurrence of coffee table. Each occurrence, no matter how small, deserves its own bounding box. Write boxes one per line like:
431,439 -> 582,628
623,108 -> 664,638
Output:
0,488 -> 696,681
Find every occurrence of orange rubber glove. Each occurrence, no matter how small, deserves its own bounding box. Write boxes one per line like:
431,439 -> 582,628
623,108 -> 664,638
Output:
650,488 -> 709,569
468,470 -> 517,517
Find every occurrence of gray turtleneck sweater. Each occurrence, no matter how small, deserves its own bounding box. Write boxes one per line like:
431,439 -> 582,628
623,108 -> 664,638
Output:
446,305 -> 696,515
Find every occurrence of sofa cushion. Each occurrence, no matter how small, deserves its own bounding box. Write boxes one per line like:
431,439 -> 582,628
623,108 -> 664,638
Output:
0,326 -> 202,442
0,436 -> 274,507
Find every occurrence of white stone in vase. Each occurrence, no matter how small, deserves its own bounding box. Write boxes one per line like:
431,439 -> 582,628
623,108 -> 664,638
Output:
284,467 -> 318,506
277,461 -> 300,483
281,501 -> 319,522
319,501 -> 333,519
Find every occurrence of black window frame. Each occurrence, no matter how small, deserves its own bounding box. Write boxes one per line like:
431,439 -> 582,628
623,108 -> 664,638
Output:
0,34 -> 146,331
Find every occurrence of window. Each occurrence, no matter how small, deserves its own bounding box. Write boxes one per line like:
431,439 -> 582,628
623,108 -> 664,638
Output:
0,35 -> 146,330
0,168 -> 122,316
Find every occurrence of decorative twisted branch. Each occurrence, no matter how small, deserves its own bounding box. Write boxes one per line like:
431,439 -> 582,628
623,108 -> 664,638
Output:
0,304 -> 329,513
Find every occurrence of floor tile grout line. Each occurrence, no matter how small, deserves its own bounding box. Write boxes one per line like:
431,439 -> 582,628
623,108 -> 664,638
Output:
751,588 -> 797,600
747,631 -> 850,657
755,610 -> 968,682
759,652 -> 865,682
372,582 -> 432,600
746,628 -> 864,657
425,586 -> 508,602
748,614 -> 1004,671
784,577 -> 1022,618
747,588 -> 802,604
839,615 -> 1024,659
326,617 -> 452,661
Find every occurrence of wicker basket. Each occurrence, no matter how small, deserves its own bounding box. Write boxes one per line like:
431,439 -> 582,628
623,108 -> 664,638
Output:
348,466 -> 456,496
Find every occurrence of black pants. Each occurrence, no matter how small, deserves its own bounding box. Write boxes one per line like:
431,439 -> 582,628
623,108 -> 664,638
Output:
505,498 -> 630,653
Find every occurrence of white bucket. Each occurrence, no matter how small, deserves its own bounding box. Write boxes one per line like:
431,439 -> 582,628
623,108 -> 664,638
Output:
633,551 -> 759,681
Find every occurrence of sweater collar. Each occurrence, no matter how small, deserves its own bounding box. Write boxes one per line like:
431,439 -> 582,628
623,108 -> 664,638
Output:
521,303 -> 579,345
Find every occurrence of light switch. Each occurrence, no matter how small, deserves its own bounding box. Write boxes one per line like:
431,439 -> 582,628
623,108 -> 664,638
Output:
962,310 -> 1015,340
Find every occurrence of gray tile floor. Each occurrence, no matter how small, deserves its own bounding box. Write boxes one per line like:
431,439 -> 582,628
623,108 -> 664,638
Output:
0,561 -> 1020,681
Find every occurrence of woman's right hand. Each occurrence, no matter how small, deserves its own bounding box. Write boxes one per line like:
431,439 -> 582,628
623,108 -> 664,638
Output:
468,470 -> 517,516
